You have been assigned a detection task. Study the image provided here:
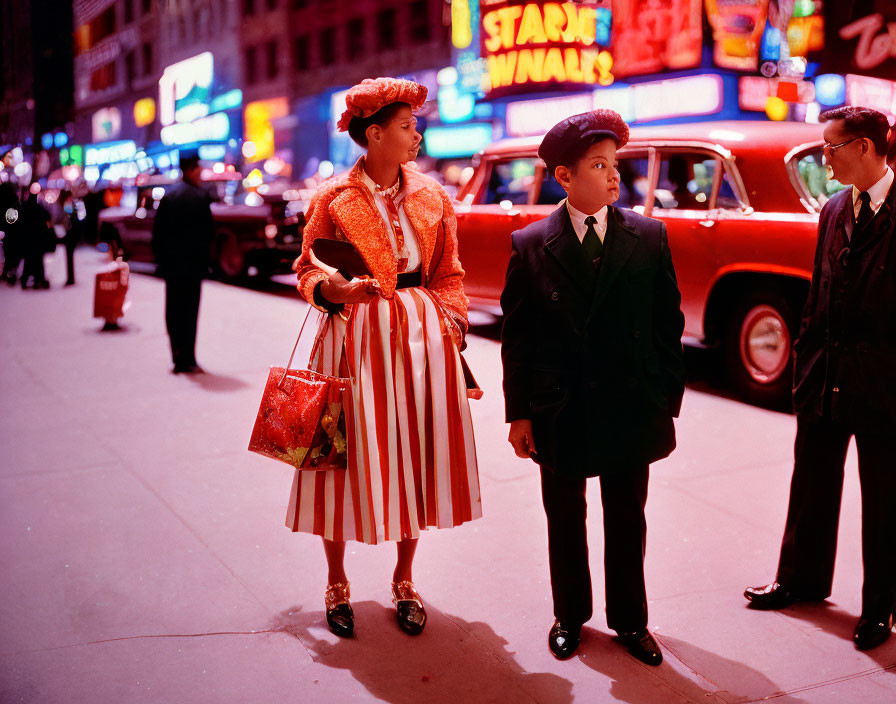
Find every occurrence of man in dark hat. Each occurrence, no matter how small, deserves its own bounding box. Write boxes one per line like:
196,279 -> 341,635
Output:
745,106 -> 896,651
500,109 -> 684,665
152,149 -> 214,373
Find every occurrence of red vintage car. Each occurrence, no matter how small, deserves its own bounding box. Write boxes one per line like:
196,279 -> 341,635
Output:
454,120 -> 843,406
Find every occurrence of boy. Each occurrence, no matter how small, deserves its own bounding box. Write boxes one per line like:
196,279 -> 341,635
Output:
500,110 -> 685,664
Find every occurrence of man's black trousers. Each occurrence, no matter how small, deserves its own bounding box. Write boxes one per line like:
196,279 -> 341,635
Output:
540,465 -> 649,632
164,276 -> 202,368
776,414 -> 896,620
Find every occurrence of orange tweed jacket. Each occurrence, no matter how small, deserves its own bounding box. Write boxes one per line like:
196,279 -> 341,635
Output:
295,158 -> 469,331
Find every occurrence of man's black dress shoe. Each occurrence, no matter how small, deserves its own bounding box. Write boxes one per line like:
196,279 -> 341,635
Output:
743,581 -> 798,610
325,582 -> 354,637
617,629 -> 663,666
853,614 -> 893,651
548,620 -> 581,659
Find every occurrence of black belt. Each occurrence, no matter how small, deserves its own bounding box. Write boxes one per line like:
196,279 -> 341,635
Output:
396,271 -> 422,289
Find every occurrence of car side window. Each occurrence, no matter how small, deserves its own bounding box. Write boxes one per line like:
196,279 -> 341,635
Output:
796,147 -> 848,206
616,156 -> 650,209
655,153 -> 716,210
484,158 -> 537,205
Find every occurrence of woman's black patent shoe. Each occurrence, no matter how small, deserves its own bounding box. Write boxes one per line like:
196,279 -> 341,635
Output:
325,582 -> 354,637
391,580 -> 427,635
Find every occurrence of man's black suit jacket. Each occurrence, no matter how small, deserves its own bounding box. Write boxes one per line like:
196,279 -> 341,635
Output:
793,180 -> 896,432
151,181 -> 214,279
500,204 -> 685,478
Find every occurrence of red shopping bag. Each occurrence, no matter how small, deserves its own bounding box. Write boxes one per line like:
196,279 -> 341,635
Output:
248,309 -> 350,471
93,260 -> 129,320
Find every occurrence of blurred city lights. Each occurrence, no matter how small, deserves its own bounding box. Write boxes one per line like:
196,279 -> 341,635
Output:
318,160 -> 334,178
815,74 -> 846,106
29,182 -> 41,195
212,162 -> 226,174
265,224 -> 278,238
242,140 -> 258,159
766,96 -> 789,121
245,192 -> 263,207
264,156 -> 286,175
437,67 -> 458,86
152,187 -> 166,200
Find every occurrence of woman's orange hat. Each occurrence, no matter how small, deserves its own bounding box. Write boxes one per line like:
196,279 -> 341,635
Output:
336,77 -> 428,132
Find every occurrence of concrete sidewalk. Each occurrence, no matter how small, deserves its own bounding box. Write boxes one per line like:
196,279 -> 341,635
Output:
1,248 -> 893,703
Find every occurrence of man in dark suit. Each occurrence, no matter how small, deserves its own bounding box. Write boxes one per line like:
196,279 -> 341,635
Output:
745,107 -> 896,651
500,110 -> 685,665
152,150 -> 214,374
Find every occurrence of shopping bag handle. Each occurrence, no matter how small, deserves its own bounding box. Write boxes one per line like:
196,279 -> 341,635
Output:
279,306 -> 349,388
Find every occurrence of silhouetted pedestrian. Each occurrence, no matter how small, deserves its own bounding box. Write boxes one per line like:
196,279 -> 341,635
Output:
0,182 -> 23,285
20,190 -> 52,289
151,151 -> 213,373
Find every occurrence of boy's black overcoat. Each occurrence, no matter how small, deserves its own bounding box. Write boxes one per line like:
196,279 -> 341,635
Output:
500,204 -> 685,477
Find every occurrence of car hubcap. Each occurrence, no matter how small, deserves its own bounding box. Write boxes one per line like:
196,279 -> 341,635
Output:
739,305 -> 790,384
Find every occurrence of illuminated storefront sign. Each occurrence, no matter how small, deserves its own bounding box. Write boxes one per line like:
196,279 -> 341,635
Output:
437,67 -> 476,123
505,75 -> 723,137
823,2 -> 895,79
133,97 -> 156,127
739,76 -> 815,111
611,0 -> 702,78
208,89 -> 243,113
481,1 -> 613,95
612,75 -> 724,124
85,140 -> 137,166
506,93 -> 593,137
244,98 -> 289,162
424,123 -> 493,158
452,0 -> 474,49
160,112 -> 231,146
159,52 -> 214,126
705,0 -> 771,71
92,107 -> 121,142
845,74 -> 896,118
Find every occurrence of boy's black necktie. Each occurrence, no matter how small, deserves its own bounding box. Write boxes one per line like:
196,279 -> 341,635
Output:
583,215 -> 603,265
855,191 -> 874,232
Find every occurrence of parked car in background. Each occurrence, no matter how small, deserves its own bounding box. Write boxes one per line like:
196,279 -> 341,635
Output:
98,172 -> 305,279
454,120 -> 845,407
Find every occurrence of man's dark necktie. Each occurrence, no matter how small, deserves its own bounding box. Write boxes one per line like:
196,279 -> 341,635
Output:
582,215 -> 603,266
855,191 -> 874,232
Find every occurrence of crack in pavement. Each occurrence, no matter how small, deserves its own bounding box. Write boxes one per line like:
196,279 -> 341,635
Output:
659,631 -> 896,704
742,661 -> 896,702
0,627 -> 300,657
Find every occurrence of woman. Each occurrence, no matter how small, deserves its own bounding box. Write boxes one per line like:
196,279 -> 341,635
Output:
290,77 -> 482,638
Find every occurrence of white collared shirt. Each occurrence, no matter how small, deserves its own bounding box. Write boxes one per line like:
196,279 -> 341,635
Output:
359,167 -> 421,272
852,166 -> 894,220
564,198 -> 608,245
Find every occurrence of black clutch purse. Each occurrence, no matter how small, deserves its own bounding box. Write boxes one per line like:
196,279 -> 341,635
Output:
313,239 -> 372,280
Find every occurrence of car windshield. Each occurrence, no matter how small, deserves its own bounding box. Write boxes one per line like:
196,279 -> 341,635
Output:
793,146 -> 848,208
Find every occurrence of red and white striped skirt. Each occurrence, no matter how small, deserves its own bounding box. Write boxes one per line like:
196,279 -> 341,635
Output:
286,286 -> 482,544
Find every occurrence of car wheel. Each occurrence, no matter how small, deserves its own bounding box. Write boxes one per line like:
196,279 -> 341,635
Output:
725,292 -> 797,409
214,230 -> 245,279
